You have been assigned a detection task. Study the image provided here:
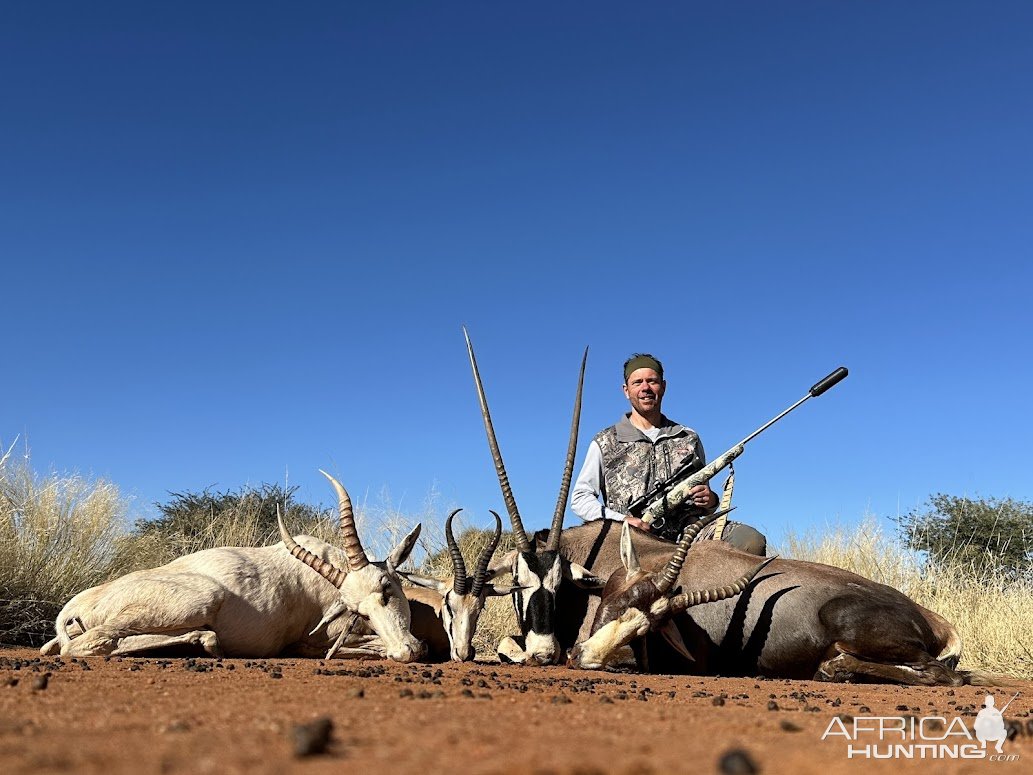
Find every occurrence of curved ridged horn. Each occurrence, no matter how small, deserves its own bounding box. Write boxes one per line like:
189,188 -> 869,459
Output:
654,507 -> 734,594
546,346 -> 588,551
463,327 -> 530,553
445,509 -> 468,595
319,469 -> 369,571
470,510 -> 503,598
669,556 -> 777,613
278,507 -> 347,588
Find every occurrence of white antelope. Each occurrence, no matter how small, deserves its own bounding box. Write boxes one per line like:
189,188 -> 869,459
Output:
40,471 -> 425,663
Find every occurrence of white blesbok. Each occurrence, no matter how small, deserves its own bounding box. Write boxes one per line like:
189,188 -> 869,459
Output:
40,471 -> 425,662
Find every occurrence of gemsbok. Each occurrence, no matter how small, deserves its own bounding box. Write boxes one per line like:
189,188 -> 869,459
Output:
463,328 -> 604,665
567,518 -> 976,685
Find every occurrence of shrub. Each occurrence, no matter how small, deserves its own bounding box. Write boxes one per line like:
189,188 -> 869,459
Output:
896,494 -> 1033,582
126,484 -> 336,569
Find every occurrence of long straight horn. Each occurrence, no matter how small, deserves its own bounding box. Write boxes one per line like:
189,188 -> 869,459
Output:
670,557 -> 776,613
654,507 -> 734,594
546,346 -> 588,551
445,509 -> 469,595
319,469 -> 369,571
470,510 -> 503,597
278,507 -> 347,588
463,327 -> 530,553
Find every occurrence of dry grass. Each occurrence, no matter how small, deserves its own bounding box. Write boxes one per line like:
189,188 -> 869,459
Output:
778,518 -> 1033,679
0,447 -> 130,645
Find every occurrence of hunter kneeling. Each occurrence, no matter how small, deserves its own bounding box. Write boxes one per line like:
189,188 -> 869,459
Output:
571,352 -> 766,555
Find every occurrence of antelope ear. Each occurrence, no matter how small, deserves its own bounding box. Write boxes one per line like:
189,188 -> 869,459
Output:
398,571 -> 450,595
620,521 -> 641,573
488,549 -> 517,575
309,599 -> 351,636
386,523 -> 422,569
486,583 -> 523,597
565,561 -> 605,589
658,620 -> 695,662
483,564 -> 509,581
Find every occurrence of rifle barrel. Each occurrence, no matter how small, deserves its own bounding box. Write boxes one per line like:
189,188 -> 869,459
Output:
736,367 -> 849,448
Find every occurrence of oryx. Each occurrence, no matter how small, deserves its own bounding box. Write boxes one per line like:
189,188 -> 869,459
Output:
567,519 -> 972,685
464,328 -> 603,665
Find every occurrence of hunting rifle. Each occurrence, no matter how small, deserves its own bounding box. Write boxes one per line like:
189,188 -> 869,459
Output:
629,367 -> 849,531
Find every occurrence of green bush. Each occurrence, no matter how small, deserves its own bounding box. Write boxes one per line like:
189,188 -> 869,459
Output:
128,484 -> 335,568
897,494 -> 1033,582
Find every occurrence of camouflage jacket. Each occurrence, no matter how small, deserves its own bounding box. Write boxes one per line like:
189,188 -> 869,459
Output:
593,414 -> 706,516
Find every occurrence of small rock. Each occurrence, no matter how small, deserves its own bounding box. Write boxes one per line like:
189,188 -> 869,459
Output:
712,696 -> 726,706
767,701 -> 779,711
780,720 -> 802,732
718,748 -> 758,774
291,717 -> 333,757
31,674 -> 50,691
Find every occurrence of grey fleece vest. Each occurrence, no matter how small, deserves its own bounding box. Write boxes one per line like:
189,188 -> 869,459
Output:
594,415 -> 705,515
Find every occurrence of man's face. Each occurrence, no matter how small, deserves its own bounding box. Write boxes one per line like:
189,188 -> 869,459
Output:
623,368 -> 665,415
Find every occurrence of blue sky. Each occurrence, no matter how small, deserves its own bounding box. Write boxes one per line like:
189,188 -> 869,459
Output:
3,2 -> 1031,547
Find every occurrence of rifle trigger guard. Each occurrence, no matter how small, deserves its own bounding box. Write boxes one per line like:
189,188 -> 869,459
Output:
650,516 -> 666,532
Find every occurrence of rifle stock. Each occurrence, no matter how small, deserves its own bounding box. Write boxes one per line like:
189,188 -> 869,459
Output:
637,444 -> 744,525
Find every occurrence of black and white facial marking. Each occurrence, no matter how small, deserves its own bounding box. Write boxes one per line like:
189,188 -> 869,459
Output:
440,590 -> 480,662
511,549 -> 564,664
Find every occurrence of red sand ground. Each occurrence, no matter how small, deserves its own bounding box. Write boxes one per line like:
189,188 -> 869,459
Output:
0,647 -> 1029,774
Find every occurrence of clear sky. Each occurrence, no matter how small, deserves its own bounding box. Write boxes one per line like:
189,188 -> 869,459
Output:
3,2 -> 1031,547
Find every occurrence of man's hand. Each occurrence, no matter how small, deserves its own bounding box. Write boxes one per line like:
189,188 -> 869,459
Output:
686,484 -> 717,510
623,515 -> 649,531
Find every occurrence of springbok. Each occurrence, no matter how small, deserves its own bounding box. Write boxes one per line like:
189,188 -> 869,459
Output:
567,519 -> 973,685
399,509 -> 519,661
329,509 -> 519,662
40,471 -> 425,663
464,329 -> 603,665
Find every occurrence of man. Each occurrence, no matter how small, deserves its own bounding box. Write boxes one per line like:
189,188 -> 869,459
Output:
571,353 -> 766,554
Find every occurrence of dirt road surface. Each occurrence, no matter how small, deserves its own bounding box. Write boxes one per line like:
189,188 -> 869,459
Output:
0,648 -> 1029,774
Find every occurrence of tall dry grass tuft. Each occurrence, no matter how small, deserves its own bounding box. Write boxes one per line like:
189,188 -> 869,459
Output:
778,517 -> 1033,679
0,446 -> 130,646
